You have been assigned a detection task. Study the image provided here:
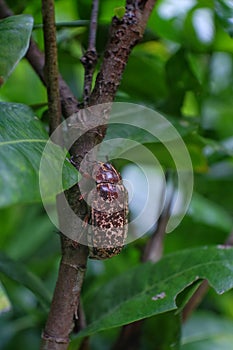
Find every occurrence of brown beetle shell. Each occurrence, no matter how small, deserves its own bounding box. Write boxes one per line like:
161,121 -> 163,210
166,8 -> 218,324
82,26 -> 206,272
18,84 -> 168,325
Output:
87,163 -> 128,260
92,162 -> 122,184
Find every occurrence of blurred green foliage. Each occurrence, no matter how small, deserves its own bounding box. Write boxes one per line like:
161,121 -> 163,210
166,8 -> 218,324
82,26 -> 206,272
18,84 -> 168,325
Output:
0,0 -> 233,349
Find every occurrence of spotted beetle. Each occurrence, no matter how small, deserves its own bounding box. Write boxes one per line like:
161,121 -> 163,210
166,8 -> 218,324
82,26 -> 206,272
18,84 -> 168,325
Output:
87,162 -> 128,259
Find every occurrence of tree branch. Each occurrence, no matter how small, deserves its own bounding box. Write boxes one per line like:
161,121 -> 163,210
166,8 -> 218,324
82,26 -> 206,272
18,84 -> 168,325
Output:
81,0 -> 99,106
25,40 -> 79,118
40,237 -> 88,350
38,1 -> 89,349
41,0 -> 61,138
90,0 -> 157,105
68,0 -> 157,168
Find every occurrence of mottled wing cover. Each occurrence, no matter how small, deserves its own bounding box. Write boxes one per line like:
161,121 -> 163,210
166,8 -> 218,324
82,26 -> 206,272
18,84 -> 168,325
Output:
88,182 -> 128,259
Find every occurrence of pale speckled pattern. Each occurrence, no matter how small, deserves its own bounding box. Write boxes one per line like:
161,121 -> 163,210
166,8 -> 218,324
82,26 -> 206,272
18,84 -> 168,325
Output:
87,162 -> 128,260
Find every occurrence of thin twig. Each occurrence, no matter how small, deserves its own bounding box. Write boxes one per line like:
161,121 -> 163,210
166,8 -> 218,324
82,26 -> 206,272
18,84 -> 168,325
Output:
26,40 -> 78,118
88,0 -> 99,51
80,0 -> 99,106
0,0 -> 79,118
33,20 -> 89,29
111,320 -> 142,350
26,40 -> 79,118
41,0 -> 61,139
182,280 -> 209,322
142,179 -> 174,263
0,0 -> 12,16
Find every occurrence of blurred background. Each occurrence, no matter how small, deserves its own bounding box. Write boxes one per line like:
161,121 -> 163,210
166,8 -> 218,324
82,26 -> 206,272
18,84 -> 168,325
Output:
0,0 -> 233,349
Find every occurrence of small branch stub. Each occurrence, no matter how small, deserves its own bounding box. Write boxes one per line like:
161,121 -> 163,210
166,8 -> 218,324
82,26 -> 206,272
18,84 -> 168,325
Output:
81,49 -> 98,106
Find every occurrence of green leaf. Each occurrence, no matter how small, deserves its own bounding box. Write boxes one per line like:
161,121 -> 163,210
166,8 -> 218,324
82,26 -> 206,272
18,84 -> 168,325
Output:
188,192 -> 233,232
176,280 -> 203,314
0,282 -> 11,314
0,59 -> 47,105
78,246 -> 233,337
150,1 -> 189,43
121,42 -> 168,105
2,205 -> 55,260
181,311 -> 233,349
213,24 -> 233,52
214,0 -> 233,37
100,111 -> 197,167
164,49 -> 200,115
114,6 -> 125,20
0,252 -> 51,308
97,112 -> 197,172
0,102 -> 79,208
0,15 -> 33,85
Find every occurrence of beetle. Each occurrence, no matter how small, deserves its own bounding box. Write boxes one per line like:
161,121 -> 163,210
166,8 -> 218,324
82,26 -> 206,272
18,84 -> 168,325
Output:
87,162 -> 128,260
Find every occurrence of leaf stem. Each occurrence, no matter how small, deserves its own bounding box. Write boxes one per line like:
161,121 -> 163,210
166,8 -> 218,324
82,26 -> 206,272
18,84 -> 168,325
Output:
33,20 -> 89,29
